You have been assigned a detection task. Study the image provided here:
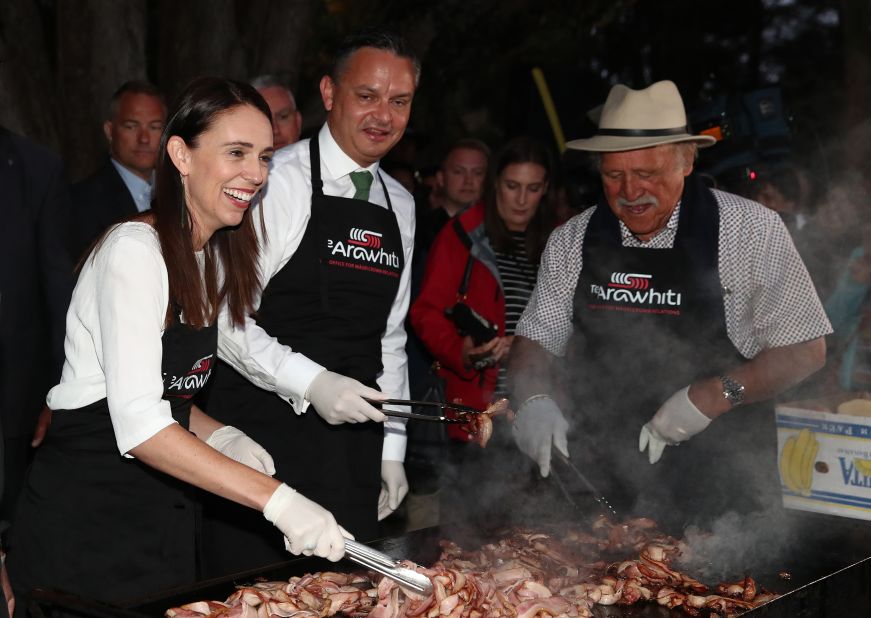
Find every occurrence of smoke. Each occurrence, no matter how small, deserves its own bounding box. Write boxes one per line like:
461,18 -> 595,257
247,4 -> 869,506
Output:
789,170 -> 870,303
404,141 -> 871,571
678,507 -> 794,583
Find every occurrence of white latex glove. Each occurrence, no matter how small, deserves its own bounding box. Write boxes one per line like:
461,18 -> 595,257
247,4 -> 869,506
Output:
378,460 -> 408,521
206,425 -> 275,475
263,483 -> 352,562
306,370 -> 387,425
512,395 -> 569,478
639,386 -> 712,464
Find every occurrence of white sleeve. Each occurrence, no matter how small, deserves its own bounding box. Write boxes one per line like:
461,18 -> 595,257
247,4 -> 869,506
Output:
377,202 -> 414,462
94,233 -> 176,455
216,165 -> 325,414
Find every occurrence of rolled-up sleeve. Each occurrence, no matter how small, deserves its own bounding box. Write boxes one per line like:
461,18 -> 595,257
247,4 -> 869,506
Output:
718,198 -> 832,358
94,233 -> 176,455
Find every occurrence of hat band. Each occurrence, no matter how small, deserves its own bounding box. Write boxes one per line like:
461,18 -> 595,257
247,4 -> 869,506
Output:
596,126 -> 688,137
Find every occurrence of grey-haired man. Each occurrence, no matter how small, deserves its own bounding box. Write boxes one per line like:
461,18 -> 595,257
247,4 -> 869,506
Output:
251,75 -> 302,150
508,81 -> 830,526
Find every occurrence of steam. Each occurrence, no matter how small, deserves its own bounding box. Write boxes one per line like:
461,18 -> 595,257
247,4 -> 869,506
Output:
679,507 -> 793,583
788,169 -> 870,301
409,154 -> 871,579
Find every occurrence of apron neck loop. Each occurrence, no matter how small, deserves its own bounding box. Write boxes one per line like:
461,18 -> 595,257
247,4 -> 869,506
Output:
309,137 -> 325,197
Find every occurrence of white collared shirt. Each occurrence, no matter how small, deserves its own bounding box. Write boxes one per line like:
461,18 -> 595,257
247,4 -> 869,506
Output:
47,223 -> 178,455
217,125 -> 415,462
110,159 -> 152,213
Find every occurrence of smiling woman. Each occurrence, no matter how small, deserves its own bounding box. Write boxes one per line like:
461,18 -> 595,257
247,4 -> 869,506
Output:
7,77 -> 350,610
168,104 -> 273,249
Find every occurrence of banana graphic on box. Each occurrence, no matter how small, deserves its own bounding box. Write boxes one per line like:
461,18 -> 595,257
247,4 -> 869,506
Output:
779,428 -> 819,496
856,458 -> 871,478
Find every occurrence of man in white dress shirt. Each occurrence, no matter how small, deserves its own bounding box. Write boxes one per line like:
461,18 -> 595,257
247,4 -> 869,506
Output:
200,28 -> 419,576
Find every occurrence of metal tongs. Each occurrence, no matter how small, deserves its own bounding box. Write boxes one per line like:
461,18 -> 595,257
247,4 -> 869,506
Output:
364,397 -> 481,423
551,451 -> 619,518
344,539 -> 433,596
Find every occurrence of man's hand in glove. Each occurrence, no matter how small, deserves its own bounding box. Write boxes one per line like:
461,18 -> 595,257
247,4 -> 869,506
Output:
206,425 -> 275,475
512,395 -> 569,478
639,386 -> 712,464
263,484 -> 351,562
306,370 -> 387,425
378,460 -> 408,521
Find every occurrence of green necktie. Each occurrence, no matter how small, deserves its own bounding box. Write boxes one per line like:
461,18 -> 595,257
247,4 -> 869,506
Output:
350,170 -> 374,201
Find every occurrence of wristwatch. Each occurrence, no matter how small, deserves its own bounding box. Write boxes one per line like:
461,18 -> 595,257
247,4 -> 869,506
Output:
719,375 -> 745,407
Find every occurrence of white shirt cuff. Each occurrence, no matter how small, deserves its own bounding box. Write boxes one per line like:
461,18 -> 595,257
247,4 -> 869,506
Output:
274,353 -> 326,413
382,421 -> 407,461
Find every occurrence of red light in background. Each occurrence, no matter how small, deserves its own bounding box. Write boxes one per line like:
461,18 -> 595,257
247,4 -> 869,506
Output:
700,126 -> 724,141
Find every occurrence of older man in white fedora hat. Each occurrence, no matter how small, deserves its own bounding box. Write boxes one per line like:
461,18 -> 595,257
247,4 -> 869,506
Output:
507,81 -> 831,526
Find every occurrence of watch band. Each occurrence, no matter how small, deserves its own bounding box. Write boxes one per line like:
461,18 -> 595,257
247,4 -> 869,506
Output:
719,375 -> 745,407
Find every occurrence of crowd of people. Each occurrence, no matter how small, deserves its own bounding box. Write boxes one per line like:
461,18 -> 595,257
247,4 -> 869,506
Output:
0,25 -> 866,618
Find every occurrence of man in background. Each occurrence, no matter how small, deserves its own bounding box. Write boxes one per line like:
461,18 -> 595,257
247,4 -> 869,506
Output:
436,138 -> 490,216
404,138 -> 490,529
415,138 -> 489,251
251,75 -> 302,150
0,126 -> 74,545
71,81 -> 166,258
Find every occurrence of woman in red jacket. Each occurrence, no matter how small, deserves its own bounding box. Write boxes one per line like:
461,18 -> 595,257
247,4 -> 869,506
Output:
410,137 -> 557,443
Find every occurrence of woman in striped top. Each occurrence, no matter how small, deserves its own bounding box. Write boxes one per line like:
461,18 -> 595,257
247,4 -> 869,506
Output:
410,136 -> 557,442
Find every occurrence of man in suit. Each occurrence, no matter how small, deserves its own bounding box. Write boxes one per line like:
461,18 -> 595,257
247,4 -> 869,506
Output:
0,127 -> 75,538
71,81 -> 166,259
251,75 -> 303,150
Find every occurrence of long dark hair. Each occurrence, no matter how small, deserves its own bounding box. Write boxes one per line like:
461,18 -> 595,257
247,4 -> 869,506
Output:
152,76 -> 271,328
484,136 -> 557,264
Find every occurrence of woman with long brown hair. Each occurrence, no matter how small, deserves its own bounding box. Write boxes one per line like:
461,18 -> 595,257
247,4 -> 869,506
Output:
409,136 -> 558,526
411,136 -> 557,423
8,77 -> 349,611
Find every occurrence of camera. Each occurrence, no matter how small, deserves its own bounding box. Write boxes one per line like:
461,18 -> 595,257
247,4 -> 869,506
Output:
445,302 -> 498,345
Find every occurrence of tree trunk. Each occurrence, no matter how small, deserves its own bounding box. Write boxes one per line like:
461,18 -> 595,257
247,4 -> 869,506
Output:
841,0 -> 871,170
243,0 -> 317,91
57,0 -> 148,180
0,0 -> 62,152
157,0 -> 243,101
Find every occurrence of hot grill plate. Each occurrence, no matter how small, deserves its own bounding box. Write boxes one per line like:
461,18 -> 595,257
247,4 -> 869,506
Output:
29,511 -> 871,617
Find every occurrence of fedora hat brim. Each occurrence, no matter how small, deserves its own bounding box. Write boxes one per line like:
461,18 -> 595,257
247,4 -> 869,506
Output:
566,132 -> 716,152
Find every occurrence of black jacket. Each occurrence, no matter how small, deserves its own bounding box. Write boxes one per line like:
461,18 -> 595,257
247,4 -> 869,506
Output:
71,159 -> 138,261
0,128 -> 74,439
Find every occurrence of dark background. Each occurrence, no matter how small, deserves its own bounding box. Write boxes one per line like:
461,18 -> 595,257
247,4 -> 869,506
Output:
1,0 -> 868,195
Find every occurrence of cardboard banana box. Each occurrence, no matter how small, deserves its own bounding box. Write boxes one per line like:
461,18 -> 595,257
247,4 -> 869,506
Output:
776,393 -> 871,521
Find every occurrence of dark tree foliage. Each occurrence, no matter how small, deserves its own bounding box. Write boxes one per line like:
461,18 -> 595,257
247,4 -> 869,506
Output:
0,0 -> 865,184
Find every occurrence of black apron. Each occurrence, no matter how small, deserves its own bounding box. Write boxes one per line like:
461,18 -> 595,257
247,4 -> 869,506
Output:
200,137 -> 404,577
568,175 -> 780,530
8,307 -> 216,607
